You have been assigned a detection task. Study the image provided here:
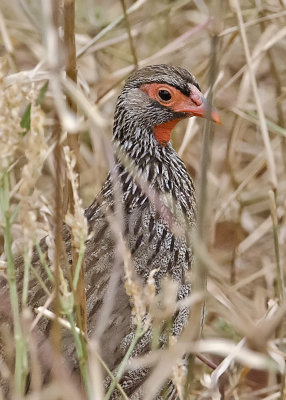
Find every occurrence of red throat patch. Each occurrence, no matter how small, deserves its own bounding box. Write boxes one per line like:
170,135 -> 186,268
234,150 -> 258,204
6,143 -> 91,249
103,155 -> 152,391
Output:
154,119 -> 182,146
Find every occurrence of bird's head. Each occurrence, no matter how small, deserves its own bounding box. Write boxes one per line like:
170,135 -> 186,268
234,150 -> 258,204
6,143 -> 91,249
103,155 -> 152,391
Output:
114,64 -> 220,147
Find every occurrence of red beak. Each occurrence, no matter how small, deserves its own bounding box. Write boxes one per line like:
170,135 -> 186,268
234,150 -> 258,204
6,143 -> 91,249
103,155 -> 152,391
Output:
178,84 -> 221,125
191,95 -> 221,125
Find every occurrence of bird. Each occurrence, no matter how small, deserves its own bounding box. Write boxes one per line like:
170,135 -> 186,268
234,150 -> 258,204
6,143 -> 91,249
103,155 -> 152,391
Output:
0,64 -> 220,399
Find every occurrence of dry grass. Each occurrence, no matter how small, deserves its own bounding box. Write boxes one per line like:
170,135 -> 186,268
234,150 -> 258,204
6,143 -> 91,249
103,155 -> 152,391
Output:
0,0 -> 286,399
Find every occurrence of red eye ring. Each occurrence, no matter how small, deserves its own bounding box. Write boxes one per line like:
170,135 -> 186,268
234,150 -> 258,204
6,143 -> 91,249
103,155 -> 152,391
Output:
140,83 -> 178,107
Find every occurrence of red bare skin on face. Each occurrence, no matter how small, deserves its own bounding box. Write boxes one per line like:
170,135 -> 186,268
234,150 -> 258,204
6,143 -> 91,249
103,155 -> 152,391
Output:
140,83 -> 203,146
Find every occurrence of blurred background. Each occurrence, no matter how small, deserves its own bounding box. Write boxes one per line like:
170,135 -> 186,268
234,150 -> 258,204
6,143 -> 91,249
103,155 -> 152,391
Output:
0,0 -> 286,398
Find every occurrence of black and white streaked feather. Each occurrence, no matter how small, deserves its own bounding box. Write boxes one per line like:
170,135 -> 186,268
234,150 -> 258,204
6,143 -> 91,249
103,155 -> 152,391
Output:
84,65 -> 197,398
0,65 -> 199,399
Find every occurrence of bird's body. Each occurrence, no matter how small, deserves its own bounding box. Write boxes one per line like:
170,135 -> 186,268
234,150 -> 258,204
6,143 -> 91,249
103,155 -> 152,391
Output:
0,65 -> 220,398
84,140 -> 196,370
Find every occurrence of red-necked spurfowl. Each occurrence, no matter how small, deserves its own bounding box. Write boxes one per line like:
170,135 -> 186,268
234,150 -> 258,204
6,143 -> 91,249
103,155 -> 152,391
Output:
0,64 -> 220,399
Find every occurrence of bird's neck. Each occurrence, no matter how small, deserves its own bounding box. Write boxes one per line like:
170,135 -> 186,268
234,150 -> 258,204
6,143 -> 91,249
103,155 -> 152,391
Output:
86,117 -> 196,227
113,107 -> 173,169
112,117 -> 194,198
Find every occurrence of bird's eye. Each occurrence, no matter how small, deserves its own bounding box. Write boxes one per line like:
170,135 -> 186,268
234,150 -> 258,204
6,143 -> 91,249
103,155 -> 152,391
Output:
158,89 -> 172,102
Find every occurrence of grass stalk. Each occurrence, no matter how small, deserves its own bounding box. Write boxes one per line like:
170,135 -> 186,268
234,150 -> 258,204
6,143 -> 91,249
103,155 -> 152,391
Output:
50,118 -> 63,356
91,351 -> 129,400
104,322 -> 143,400
72,238 -> 86,291
67,312 -> 90,396
120,0 -> 138,69
64,0 -> 87,337
233,0 -> 277,190
35,241 -> 55,283
258,10 -> 286,171
29,263 -> 52,297
64,0 -> 79,193
185,25 -> 219,398
1,1 -> 286,398
0,172 -> 28,395
22,249 -> 30,308
76,0 -> 147,58
268,190 -> 284,303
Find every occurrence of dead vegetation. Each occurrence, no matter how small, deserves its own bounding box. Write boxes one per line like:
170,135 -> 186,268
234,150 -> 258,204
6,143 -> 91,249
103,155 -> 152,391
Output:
0,0 -> 286,399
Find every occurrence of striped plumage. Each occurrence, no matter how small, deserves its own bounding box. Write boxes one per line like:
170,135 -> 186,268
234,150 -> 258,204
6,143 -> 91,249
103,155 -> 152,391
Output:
0,64 -> 220,398
83,65 -> 220,398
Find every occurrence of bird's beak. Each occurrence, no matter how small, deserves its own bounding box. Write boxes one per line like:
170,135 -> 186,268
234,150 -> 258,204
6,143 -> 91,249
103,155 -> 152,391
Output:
181,84 -> 221,125
194,95 -> 221,125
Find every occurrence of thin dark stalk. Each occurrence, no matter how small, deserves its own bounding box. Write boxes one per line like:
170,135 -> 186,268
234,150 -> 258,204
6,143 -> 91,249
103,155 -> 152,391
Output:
64,0 -> 87,337
22,250 -> 30,308
104,322 -> 143,400
269,188 -> 285,400
185,30 -> 219,397
76,0 -> 146,58
50,118 -> 63,357
47,0 -> 64,365
196,353 -> 217,370
35,241 -> 54,283
197,35 -> 218,236
91,346 -> 129,399
95,72 -> 130,104
0,173 -> 28,394
259,12 -> 286,171
269,190 -> 284,302
67,313 -> 90,395
120,0 -> 138,69
64,0 -> 78,183
63,0 -> 78,213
